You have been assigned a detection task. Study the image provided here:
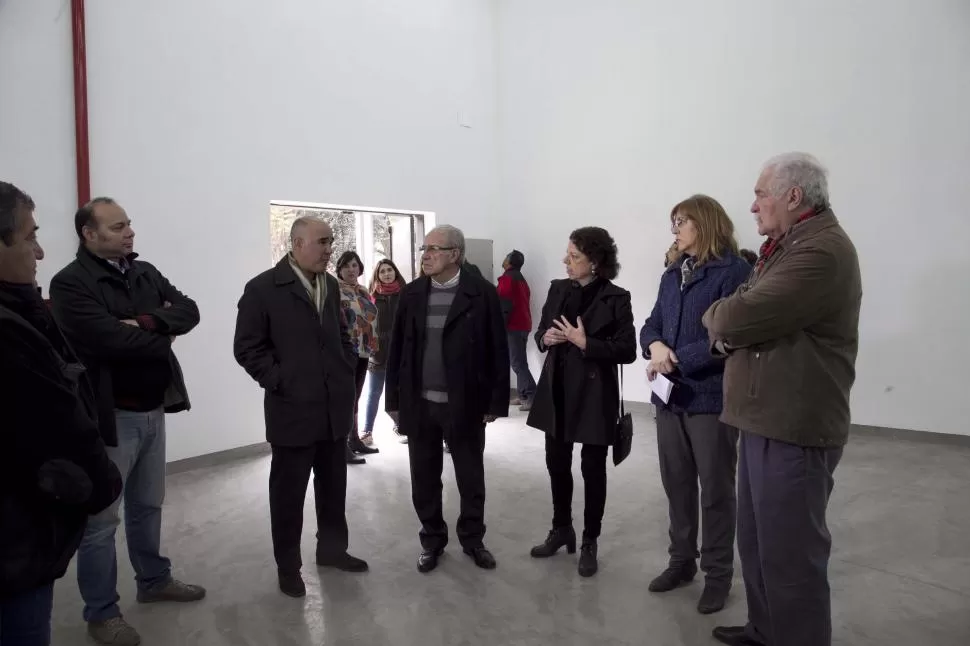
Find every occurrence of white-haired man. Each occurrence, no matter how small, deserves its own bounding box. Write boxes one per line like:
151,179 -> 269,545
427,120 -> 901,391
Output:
234,216 -> 368,598
385,225 -> 510,573
703,153 -> 862,646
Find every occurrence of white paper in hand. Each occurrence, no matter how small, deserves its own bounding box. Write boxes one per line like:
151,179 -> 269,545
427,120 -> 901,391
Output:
651,373 -> 674,404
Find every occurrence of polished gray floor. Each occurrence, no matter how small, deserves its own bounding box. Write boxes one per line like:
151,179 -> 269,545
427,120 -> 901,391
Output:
51,410 -> 970,645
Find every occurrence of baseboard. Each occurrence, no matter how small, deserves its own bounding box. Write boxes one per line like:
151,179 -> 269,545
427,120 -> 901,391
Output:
850,424 -> 970,447
166,441 -> 271,475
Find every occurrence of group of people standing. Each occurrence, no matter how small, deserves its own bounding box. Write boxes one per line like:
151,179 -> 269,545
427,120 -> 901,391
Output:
1,149 -> 861,646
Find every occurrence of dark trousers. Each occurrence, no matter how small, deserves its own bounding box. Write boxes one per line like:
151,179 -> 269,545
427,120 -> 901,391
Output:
738,431 -> 843,646
0,582 -> 54,646
507,330 -> 536,401
408,401 -> 486,550
269,439 -> 349,573
656,409 -> 739,584
350,357 -> 368,441
545,434 -> 609,539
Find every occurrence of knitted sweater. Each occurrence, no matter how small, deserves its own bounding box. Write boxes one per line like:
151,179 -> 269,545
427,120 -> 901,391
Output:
639,253 -> 750,415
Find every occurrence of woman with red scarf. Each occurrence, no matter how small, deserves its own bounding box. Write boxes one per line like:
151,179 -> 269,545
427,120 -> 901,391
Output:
361,259 -> 407,445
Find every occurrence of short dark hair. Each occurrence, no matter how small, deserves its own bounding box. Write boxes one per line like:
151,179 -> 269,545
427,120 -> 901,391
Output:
740,249 -> 758,265
0,181 -> 35,246
74,197 -> 117,240
506,250 -> 525,270
335,250 -> 365,277
569,226 -> 620,280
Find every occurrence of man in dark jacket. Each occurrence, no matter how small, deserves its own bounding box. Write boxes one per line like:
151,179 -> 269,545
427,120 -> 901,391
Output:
0,182 -> 122,646
50,197 -> 204,645
234,215 -> 368,599
704,153 -> 862,646
385,225 -> 510,574
496,249 -> 536,410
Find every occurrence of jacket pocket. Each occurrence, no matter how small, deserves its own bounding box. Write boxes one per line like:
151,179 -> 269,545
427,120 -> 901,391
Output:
747,351 -> 762,398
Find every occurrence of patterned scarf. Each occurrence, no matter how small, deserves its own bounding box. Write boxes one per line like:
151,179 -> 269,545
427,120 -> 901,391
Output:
338,279 -> 379,357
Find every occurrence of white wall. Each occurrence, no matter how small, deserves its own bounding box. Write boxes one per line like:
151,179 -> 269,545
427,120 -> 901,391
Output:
0,0 -> 501,460
496,0 -> 970,435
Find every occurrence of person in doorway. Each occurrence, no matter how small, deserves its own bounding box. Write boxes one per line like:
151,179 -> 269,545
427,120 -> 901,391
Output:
385,225 -> 509,574
234,215 -> 369,599
362,259 -> 407,444
526,227 -> 637,578
704,153 -> 861,646
0,182 -> 123,646
49,197 -> 204,646
335,251 -> 380,463
639,195 -> 750,615
497,249 -> 536,411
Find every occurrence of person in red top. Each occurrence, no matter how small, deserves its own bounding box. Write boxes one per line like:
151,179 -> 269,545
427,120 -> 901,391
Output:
497,250 -> 536,410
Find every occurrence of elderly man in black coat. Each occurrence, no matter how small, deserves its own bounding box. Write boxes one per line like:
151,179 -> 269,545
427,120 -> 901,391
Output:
234,215 -> 368,598
385,224 -> 510,574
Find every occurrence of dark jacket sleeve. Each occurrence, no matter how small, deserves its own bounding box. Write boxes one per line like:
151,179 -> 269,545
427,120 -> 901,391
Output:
50,270 -> 172,361
534,281 -> 559,352
583,291 -> 638,364
384,289 -> 408,414
674,260 -> 751,376
639,278 -> 666,359
1,326 -> 122,515
483,282 -> 511,417
233,281 -> 281,391
136,264 -> 201,336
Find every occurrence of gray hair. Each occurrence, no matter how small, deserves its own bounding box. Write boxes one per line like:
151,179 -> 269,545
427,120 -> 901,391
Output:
763,152 -> 830,210
289,214 -> 330,245
429,224 -> 466,262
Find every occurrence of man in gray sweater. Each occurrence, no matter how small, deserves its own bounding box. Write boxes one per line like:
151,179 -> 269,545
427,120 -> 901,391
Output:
385,225 -> 510,574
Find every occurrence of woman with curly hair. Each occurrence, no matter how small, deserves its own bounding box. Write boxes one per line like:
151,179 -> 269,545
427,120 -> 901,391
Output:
526,226 -> 637,578
335,251 -> 380,463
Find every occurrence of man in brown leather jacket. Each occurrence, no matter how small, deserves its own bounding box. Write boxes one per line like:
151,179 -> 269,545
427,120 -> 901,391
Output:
703,153 -> 862,646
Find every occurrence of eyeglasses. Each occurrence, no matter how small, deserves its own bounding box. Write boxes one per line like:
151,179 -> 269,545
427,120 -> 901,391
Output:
419,245 -> 457,254
671,216 -> 690,233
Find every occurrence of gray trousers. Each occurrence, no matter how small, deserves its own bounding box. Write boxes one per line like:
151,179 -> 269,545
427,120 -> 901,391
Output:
738,431 -> 843,646
656,409 -> 739,584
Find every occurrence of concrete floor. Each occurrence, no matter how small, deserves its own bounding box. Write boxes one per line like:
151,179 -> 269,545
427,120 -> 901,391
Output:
50,409 -> 970,645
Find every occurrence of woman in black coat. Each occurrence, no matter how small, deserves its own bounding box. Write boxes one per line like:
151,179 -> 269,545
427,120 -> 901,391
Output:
526,226 -> 637,577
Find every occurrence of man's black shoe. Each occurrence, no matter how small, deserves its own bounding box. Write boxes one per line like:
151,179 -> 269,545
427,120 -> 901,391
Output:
417,548 -> 444,573
712,626 -> 765,646
316,552 -> 369,572
463,546 -> 496,570
278,571 -> 306,598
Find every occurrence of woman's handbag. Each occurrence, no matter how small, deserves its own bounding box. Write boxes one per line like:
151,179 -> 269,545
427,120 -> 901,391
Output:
613,366 -> 633,466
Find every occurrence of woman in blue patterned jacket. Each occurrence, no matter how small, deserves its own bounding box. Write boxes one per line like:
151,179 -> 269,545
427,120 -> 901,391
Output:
639,195 -> 750,615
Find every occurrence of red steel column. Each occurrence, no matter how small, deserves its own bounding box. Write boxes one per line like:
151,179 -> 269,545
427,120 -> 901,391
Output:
71,0 -> 91,207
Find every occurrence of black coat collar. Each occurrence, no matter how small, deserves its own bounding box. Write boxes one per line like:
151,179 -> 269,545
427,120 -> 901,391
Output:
75,246 -> 140,282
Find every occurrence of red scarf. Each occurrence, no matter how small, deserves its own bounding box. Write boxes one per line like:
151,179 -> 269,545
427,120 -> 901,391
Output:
755,208 -> 822,274
374,281 -> 402,296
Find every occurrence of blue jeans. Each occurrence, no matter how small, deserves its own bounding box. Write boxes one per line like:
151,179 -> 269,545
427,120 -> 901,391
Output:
0,583 -> 54,646
508,330 -> 536,401
362,367 -> 388,435
77,408 -> 172,623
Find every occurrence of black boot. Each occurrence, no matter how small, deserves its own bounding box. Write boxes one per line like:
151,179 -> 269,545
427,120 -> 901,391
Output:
648,561 -> 698,592
345,443 -> 366,465
349,434 -> 379,455
577,538 -> 598,577
530,526 -> 577,558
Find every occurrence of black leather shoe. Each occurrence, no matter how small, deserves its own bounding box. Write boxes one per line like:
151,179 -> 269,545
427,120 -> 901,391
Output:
648,561 -> 698,592
345,444 -> 366,465
278,571 -> 306,598
697,581 -> 730,614
317,552 -> 369,573
349,436 -> 380,455
530,526 -> 577,558
463,546 -> 496,569
417,548 -> 444,573
712,626 -> 766,646
577,539 -> 598,577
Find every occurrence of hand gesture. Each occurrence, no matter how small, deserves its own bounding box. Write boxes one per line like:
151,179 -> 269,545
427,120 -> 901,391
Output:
542,327 -> 566,347
553,316 -> 587,351
648,342 -> 679,375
